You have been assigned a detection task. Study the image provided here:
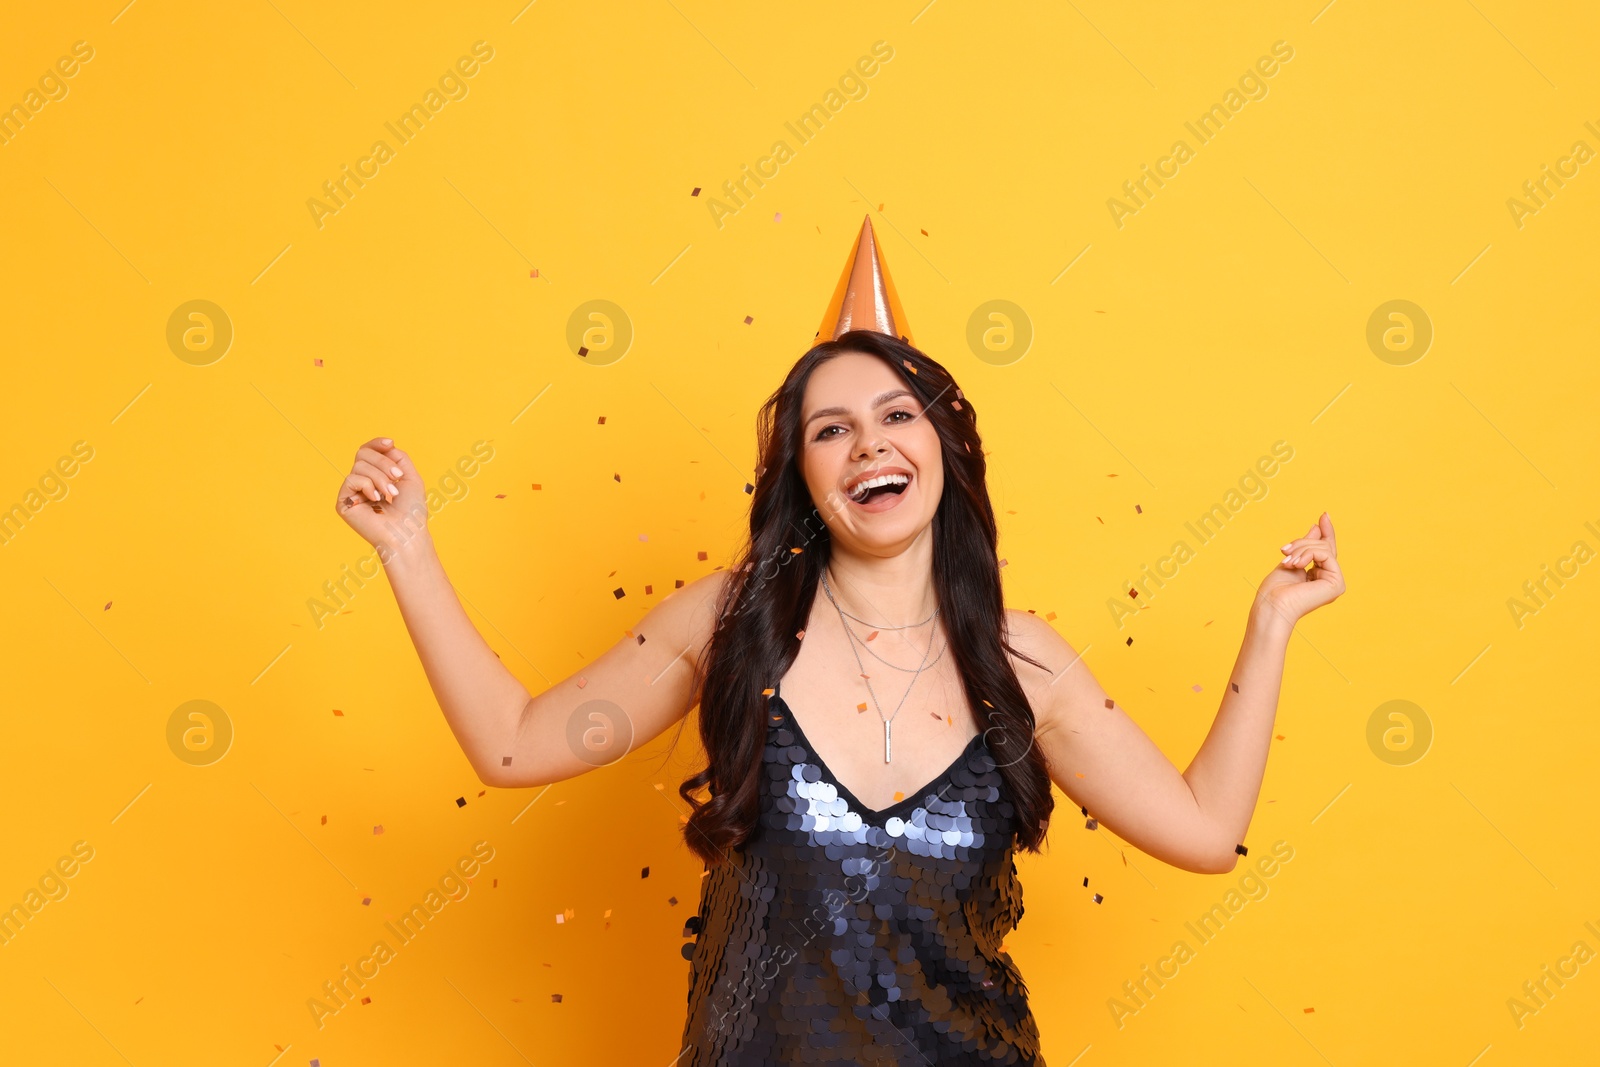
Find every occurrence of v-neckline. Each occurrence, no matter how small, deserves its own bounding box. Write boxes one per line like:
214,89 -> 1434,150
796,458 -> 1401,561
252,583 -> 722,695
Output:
771,682 -> 985,823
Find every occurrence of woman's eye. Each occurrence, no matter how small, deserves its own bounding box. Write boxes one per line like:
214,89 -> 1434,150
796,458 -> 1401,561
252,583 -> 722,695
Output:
887,409 -> 915,423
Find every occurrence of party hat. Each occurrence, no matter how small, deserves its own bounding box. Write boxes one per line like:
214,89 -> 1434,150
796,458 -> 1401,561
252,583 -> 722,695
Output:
815,215 -> 913,346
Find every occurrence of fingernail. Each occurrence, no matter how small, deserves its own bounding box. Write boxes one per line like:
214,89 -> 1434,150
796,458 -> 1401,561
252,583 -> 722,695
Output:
1281,543 -> 1292,552
387,482 -> 398,495
382,438 -> 392,444
391,466 -> 402,477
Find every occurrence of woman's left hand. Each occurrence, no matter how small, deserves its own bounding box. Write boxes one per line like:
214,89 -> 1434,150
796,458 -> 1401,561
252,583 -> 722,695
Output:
1256,511 -> 1346,627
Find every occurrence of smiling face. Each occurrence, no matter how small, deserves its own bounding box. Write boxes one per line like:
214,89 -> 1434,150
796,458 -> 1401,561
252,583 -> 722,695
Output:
799,350 -> 943,551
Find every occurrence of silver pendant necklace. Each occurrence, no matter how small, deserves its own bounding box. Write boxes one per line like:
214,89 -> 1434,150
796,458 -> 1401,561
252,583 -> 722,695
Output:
820,568 -> 939,763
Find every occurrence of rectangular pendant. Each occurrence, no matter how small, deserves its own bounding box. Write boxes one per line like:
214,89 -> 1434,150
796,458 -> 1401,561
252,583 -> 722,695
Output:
884,720 -> 892,763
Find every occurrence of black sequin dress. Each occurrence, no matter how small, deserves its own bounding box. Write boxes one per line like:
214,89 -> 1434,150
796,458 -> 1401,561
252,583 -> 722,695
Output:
678,681 -> 1046,1065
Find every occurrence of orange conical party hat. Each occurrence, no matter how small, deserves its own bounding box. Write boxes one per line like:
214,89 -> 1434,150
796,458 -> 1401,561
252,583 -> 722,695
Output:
815,215 -> 913,346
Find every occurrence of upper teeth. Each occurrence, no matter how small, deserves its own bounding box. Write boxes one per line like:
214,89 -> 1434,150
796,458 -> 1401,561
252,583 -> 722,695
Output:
851,474 -> 909,499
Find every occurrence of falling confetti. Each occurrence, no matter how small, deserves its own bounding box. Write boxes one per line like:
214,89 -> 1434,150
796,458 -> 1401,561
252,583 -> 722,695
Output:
578,346 -> 589,357
1103,698 -> 1114,709
333,709 -> 344,716
1235,844 -> 1248,856
455,797 -> 466,807
1085,818 -> 1098,830
1135,504 -> 1142,514
313,358 -> 323,367
1191,684 -> 1203,692
320,815 -> 327,824
552,993 -> 564,1003
502,756 -> 513,765
1092,893 -> 1104,904
613,588 -> 625,599
642,866 -> 650,878
697,551 -> 708,561
691,187 -> 701,196
373,825 -> 384,835
743,315 -> 754,325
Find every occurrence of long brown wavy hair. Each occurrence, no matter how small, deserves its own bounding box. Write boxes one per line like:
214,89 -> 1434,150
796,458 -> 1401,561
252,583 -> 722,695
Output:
675,329 -> 1055,866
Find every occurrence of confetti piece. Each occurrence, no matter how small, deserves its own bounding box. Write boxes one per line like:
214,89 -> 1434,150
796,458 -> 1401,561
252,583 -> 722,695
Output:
743,483 -> 753,494
857,703 -> 868,712
675,579 -> 685,588
321,815 -> 327,824
668,896 -> 678,906
952,400 -> 962,410
1092,893 -> 1103,904
532,483 -> 542,490
930,711 -> 941,720
530,269 -> 539,278
1126,637 -> 1133,646
1096,516 -> 1104,524
495,493 -> 505,499
104,602 -> 112,610
893,791 -> 905,802
1104,698 -> 1114,709
612,588 -> 625,599
795,629 -> 806,640
774,212 -> 782,221
920,228 -> 928,236
642,866 -> 650,878
1235,843 -> 1248,856
902,359 -> 917,374
1303,1007 -> 1315,1013
373,825 -> 384,834
314,358 -> 324,367
1080,805 -> 1088,815
1045,611 -> 1056,621
743,315 -> 754,325
763,687 -> 774,695
1135,504 -> 1142,514
1128,589 -> 1138,599
576,677 -> 588,688
455,797 -> 466,807
361,996 -> 371,1005
691,187 -> 700,196
866,630 -> 879,641
645,584 -> 653,595
1275,734 -> 1285,740
333,709 -> 344,716
999,558 -> 1007,568
1075,772 -> 1085,778
1083,877 -> 1089,887
552,993 -> 564,1003
502,756 -> 513,765
362,896 -> 371,905
946,714 -> 952,725
578,346 -> 589,357
637,634 -> 646,645
1191,684 -> 1203,692
697,550 -> 708,561
1085,818 -> 1098,830
1231,682 -> 1240,693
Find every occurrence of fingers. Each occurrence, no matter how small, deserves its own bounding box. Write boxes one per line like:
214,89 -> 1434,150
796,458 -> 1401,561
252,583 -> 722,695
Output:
1281,514 -> 1338,562
353,459 -> 399,502
357,445 -> 404,482
1283,543 -> 1336,569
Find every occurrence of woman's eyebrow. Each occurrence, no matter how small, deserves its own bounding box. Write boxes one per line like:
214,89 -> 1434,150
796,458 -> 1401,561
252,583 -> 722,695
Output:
803,389 -> 915,426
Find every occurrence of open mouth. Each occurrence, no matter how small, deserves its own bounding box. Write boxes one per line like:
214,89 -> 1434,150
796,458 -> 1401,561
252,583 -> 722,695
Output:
848,472 -> 912,507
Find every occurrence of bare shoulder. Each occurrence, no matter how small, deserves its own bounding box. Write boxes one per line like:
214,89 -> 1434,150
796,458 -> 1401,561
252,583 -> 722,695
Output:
656,568 -> 739,677
1002,607 -> 1095,735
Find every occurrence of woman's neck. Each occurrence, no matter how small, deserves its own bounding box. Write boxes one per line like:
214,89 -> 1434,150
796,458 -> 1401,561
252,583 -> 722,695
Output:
823,547 -> 937,629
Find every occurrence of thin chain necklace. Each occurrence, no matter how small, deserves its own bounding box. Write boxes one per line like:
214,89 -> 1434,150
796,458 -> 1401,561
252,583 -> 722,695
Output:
820,568 -> 939,763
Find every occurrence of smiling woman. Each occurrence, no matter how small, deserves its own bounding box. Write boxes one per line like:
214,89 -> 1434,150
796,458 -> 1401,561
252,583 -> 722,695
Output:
341,216 -> 1345,1065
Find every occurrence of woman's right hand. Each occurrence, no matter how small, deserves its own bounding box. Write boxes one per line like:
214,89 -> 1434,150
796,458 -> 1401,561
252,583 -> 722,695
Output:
335,437 -> 428,555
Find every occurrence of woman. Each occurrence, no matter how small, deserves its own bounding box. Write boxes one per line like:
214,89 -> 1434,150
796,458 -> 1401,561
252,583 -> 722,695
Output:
335,329 -> 1343,1065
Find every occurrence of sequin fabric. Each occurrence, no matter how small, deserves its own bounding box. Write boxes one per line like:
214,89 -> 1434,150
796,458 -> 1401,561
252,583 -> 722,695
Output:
678,683 -> 1045,1065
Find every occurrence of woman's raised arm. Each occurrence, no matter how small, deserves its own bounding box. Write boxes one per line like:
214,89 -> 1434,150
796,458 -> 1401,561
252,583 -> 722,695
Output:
336,436 -> 731,789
